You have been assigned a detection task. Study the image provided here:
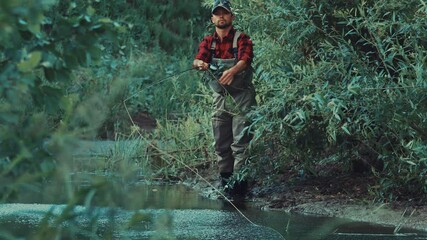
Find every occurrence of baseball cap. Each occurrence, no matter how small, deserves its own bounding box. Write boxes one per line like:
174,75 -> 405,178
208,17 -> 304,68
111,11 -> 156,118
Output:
212,0 -> 232,14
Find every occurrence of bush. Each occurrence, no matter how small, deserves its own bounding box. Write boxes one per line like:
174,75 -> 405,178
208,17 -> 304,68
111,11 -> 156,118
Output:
0,0 -> 120,200
236,0 -> 427,201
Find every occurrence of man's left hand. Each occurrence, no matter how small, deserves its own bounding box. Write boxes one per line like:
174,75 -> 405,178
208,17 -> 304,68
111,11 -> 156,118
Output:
219,69 -> 235,85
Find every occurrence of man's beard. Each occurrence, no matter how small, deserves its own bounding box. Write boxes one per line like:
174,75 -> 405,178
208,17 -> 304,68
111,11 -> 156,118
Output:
216,21 -> 231,29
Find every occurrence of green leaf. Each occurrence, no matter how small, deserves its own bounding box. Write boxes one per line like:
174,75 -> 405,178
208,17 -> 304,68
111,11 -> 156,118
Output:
27,11 -> 45,34
98,18 -> 112,23
17,51 -> 42,72
347,82 -> 361,94
87,6 -> 96,16
405,161 -> 417,166
341,124 -> 351,135
28,23 -> 41,34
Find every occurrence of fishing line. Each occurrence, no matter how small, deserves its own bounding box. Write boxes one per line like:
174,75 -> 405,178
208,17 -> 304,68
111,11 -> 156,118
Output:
124,68 -> 195,103
122,68 -> 286,240
204,67 -> 250,116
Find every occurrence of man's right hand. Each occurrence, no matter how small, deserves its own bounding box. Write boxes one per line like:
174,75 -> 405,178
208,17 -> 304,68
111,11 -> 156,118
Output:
192,59 -> 209,71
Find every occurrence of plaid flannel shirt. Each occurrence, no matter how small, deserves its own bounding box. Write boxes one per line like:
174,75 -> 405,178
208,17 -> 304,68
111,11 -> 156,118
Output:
195,28 -> 253,65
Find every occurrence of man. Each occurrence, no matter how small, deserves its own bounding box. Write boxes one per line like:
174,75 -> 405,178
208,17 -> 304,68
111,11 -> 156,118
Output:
193,0 -> 256,197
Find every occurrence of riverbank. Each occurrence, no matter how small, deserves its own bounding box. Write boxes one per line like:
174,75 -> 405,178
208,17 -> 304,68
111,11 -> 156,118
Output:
182,166 -> 427,234
74,139 -> 427,233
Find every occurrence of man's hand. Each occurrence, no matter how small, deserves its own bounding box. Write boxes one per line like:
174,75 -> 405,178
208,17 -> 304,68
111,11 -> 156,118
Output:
219,60 -> 247,85
219,68 -> 235,85
193,59 -> 209,71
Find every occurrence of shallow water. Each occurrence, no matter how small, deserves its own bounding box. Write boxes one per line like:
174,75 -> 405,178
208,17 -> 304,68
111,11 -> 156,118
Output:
0,182 -> 426,240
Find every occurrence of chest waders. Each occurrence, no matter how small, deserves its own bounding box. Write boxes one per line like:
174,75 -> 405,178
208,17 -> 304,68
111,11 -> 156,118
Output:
207,31 -> 257,177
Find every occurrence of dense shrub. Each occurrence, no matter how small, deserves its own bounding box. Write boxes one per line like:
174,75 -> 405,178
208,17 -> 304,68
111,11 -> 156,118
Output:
235,0 -> 427,200
0,0 -> 120,200
88,0 -> 209,53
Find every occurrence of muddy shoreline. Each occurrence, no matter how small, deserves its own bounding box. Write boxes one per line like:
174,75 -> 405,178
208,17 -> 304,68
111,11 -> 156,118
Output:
264,200 -> 427,233
183,170 -> 427,234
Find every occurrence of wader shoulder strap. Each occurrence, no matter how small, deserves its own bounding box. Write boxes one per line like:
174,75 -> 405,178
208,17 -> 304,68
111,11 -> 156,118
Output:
210,38 -> 216,59
232,31 -> 241,59
210,31 -> 242,60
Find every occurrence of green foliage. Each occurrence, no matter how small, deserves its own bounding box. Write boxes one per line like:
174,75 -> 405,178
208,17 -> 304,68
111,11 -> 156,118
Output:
0,0 -> 121,200
149,113 -> 214,177
236,0 -> 427,200
123,52 -> 206,118
87,0 -> 209,53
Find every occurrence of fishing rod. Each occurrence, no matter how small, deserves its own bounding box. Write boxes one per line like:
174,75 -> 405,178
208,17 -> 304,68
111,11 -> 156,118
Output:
124,67 -> 195,103
123,64 -> 244,103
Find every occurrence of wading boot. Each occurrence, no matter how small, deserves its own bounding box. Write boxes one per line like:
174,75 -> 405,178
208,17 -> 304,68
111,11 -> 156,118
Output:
217,172 -> 233,200
231,180 -> 248,201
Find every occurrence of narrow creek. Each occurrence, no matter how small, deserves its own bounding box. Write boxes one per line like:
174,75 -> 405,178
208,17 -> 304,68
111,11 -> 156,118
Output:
0,181 -> 426,240
1,141 -> 424,239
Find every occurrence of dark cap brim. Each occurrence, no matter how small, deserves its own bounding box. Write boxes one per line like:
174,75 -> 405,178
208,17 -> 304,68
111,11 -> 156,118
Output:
212,6 -> 232,14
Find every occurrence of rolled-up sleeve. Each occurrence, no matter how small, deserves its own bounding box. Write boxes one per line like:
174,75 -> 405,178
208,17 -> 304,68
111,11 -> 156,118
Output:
238,34 -> 254,65
195,37 -> 212,63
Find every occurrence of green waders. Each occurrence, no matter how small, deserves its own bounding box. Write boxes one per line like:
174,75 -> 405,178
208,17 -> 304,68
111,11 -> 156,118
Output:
203,30 -> 256,196
207,58 -> 256,176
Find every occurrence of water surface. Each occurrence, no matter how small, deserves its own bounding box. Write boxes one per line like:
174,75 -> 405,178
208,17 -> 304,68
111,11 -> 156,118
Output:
1,182 -> 426,239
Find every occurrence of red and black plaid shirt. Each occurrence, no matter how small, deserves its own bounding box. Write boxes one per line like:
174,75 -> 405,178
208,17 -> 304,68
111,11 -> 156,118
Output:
195,28 -> 254,65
